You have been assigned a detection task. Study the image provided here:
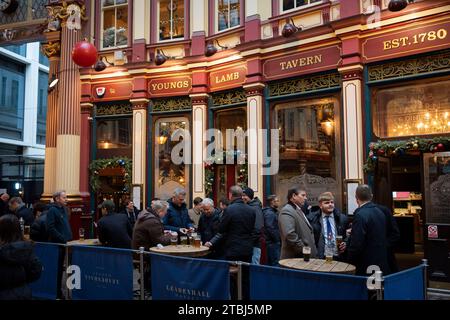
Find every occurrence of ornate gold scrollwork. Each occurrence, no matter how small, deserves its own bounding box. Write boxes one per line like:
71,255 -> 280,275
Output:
152,97 -> 192,112
268,73 -> 341,97
211,90 -> 247,106
41,41 -> 61,58
46,1 -> 88,30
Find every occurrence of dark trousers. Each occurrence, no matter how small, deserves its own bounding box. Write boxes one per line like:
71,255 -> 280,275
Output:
227,255 -> 251,300
266,242 -> 281,266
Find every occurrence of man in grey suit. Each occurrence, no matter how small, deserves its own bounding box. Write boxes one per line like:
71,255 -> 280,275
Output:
279,187 -> 318,259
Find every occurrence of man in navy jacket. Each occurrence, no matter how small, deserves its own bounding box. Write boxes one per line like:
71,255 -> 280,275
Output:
163,188 -> 194,235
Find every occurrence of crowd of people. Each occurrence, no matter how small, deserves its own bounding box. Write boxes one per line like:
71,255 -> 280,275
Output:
0,182 -> 400,300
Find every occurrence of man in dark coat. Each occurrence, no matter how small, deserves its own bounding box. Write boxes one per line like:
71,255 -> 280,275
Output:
377,204 -> 401,273
30,203 -> 49,242
347,185 -> 391,276
197,198 -> 220,244
162,188 -> 194,235
46,191 -> 72,244
242,187 -> 264,264
120,200 -> 140,228
263,195 -> 281,266
0,193 -> 10,217
98,200 -> 132,249
308,192 -> 350,260
9,197 -> 34,226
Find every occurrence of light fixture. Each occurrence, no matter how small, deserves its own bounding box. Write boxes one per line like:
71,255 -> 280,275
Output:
321,120 -> 334,136
205,39 -> 229,57
14,182 -> 21,190
154,49 -> 179,66
282,18 -> 302,38
388,0 -> 414,12
48,74 -> 59,93
157,135 -> 168,145
94,56 -> 114,72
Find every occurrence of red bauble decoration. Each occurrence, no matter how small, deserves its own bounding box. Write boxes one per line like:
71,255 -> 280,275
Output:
377,149 -> 385,156
71,41 -> 98,67
437,143 -> 445,152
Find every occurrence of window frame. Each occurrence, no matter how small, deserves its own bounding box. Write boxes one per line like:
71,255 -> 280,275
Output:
215,0 -> 242,34
100,0 -> 130,50
279,0 -> 323,14
156,0 -> 189,43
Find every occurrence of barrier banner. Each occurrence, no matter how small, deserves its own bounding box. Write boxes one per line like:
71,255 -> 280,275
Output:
250,265 -> 368,300
384,265 -> 425,300
30,243 -> 61,300
71,246 -> 134,300
151,253 -> 230,300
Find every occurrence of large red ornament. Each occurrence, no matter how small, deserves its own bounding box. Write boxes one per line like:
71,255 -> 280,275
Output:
71,41 -> 98,67
437,143 -> 445,152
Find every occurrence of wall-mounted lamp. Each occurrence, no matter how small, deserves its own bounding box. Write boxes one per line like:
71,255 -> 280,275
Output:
94,56 -> 114,72
282,18 -> 302,37
205,39 -> 229,57
48,74 -> 59,93
388,0 -> 414,12
154,49 -> 180,66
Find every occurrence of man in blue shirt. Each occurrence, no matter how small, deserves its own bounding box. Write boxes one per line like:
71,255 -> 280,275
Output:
162,188 -> 194,236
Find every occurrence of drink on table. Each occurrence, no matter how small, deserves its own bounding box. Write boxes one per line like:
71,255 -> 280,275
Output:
180,236 -> 188,245
78,228 -> 85,241
336,235 -> 343,250
23,225 -> 30,241
193,235 -> 201,248
302,246 -> 311,262
170,232 -> 178,246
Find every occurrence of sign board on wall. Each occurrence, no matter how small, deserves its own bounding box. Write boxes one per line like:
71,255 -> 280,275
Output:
209,65 -> 247,92
148,76 -> 192,97
362,19 -> 450,63
92,82 -> 132,101
263,45 -> 341,81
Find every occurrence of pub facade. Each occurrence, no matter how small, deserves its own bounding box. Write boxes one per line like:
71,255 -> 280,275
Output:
38,0 -> 450,282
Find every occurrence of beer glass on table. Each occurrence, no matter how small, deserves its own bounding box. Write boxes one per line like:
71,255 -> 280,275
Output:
78,228 -> 85,241
23,226 -> 30,241
302,246 -> 311,262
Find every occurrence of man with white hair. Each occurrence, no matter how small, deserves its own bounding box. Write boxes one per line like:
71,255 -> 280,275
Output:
162,188 -> 194,235
197,198 -> 220,246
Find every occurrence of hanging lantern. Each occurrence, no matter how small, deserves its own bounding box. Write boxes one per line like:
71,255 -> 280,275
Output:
72,40 -> 98,67
388,0 -> 408,12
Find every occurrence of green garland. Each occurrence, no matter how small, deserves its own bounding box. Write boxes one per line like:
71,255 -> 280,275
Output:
89,157 -> 132,192
364,137 -> 450,173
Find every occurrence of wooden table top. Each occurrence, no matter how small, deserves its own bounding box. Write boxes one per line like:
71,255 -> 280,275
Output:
149,245 -> 210,257
278,258 -> 356,274
67,238 -> 100,246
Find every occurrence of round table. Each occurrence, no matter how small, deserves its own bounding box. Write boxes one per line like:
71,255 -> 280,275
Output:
67,238 -> 100,246
278,258 -> 356,274
149,245 -> 210,258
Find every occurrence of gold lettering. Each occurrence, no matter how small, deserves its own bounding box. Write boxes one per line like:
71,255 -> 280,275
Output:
383,40 -> 391,50
314,55 -> 322,63
280,62 -> 287,70
307,56 -> 314,65
299,58 -> 306,66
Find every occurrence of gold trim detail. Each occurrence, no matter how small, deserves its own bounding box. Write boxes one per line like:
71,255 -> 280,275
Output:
96,103 -> 133,116
211,90 -> 247,106
268,73 -> 341,97
41,41 -> 60,58
368,51 -> 450,82
152,97 -> 191,112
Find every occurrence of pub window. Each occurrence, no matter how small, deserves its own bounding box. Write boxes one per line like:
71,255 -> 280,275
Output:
274,97 -> 341,207
36,71 -> 48,145
372,78 -> 450,138
154,117 -> 190,201
159,0 -> 185,41
217,0 -> 240,32
101,0 -> 128,49
282,0 -> 322,12
96,118 -> 132,159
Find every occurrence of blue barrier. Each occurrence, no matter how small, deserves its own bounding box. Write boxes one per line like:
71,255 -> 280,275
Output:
250,264 -> 369,300
384,265 -> 425,300
151,253 -> 230,300
30,242 -> 61,300
70,245 -> 134,300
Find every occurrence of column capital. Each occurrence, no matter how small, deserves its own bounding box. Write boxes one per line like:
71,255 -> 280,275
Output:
80,102 -> 93,114
46,1 -> 88,29
244,83 -> 265,97
190,93 -> 209,105
338,64 -> 364,81
41,41 -> 61,59
130,99 -> 149,110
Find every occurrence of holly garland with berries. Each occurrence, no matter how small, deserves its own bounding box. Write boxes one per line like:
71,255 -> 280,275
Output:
89,157 -> 132,192
364,137 -> 450,173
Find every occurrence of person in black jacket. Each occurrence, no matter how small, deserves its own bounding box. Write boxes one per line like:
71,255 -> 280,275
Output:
347,185 -> 391,276
46,191 -> 72,244
376,204 -> 401,273
120,200 -> 140,228
30,203 -> 49,242
0,214 -> 42,300
242,188 -> 264,264
197,198 -> 221,258
98,200 -> 132,249
308,192 -> 350,260
9,197 -> 34,226
262,195 -> 281,266
0,193 -> 11,217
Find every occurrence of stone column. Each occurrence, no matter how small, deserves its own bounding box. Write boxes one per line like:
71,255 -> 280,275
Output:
131,99 -> 148,210
55,10 -> 83,200
41,40 -> 61,201
244,83 -> 265,200
339,65 -> 365,181
190,94 -> 209,199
